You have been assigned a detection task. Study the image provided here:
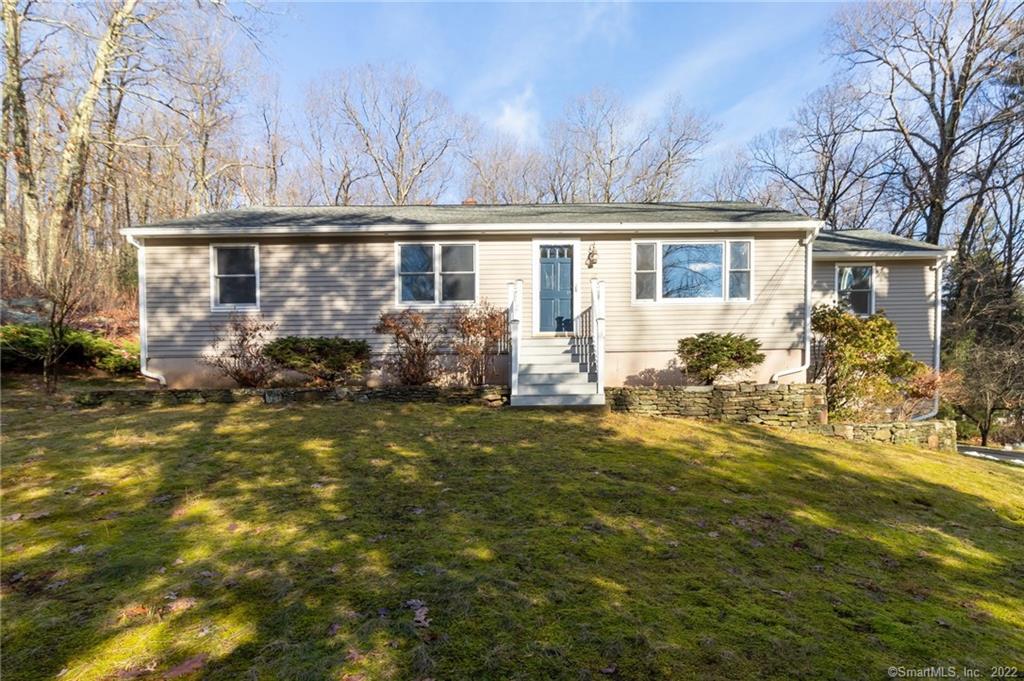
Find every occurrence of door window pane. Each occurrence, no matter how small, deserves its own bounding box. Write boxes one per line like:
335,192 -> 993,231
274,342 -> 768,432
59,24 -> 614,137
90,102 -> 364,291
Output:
662,243 -> 723,299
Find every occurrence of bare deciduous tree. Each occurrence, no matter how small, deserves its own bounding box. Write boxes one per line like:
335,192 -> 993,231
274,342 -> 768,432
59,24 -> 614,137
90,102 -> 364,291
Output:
296,86 -> 376,205
2,0 -> 44,282
833,0 -> 1024,243
335,65 -> 463,205
563,90 -> 714,203
462,133 -> 545,204
750,83 -> 897,230
465,89 -> 713,205
700,149 -> 783,207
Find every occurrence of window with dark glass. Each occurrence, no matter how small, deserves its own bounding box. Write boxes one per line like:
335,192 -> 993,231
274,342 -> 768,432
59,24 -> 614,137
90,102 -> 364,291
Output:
213,245 -> 257,307
837,265 -> 873,315
728,241 -> 752,300
441,245 -> 475,302
399,243 -> 475,304
634,243 -> 656,301
399,244 -> 435,303
662,243 -> 723,299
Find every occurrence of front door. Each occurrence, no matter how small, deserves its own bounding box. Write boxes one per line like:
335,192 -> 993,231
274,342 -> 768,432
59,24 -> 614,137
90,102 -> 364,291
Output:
539,244 -> 573,332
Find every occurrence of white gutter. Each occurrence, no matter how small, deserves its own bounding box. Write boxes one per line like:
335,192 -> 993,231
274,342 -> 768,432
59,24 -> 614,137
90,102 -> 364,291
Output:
120,220 -> 821,239
126,235 -> 167,386
771,223 -> 823,383
813,249 -> 953,260
912,255 -> 949,421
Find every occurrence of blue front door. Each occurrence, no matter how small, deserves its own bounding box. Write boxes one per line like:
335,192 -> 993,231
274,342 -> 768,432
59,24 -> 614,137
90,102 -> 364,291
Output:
539,245 -> 573,332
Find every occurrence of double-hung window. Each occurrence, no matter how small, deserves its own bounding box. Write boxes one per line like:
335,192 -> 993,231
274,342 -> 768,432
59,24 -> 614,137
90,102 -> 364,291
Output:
634,243 -> 657,301
397,243 -> 476,304
728,241 -> 751,300
633,240 -> 753,302
211,244 -> 259,309
836,264 -> 873,316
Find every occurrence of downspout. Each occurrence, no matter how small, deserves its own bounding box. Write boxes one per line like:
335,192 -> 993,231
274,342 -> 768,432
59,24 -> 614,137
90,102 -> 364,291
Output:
126,235 -> 167,386
912,255 -> 948,421
771,222 -> 822,383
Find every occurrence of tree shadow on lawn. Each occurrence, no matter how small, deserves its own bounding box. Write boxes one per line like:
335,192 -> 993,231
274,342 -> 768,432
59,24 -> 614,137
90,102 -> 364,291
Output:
2,402 -> 1022,680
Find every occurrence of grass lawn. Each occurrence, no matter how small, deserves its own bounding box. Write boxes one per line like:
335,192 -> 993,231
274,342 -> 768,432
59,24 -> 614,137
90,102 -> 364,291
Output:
2,386 -> 1023,680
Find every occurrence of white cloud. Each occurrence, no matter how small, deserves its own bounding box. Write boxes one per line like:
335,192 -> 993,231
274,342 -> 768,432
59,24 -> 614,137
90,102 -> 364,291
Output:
492,86 -> 542,145
633,9 -> 828,120
456,3 -> 632,116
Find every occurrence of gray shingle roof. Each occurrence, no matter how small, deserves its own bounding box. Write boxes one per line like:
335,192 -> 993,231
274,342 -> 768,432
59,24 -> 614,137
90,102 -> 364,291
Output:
127,202 -> 816,233
813,229 -> 948,255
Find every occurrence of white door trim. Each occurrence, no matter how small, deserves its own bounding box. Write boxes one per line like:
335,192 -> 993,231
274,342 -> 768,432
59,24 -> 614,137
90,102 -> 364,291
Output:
531,238 -> 582,336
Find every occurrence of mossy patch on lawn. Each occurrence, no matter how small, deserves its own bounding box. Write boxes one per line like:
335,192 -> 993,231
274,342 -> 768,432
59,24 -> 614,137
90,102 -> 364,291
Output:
1,394 -> 1022,680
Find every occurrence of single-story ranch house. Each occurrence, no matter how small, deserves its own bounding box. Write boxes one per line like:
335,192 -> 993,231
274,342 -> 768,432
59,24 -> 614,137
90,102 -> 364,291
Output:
121,202 -> 951,406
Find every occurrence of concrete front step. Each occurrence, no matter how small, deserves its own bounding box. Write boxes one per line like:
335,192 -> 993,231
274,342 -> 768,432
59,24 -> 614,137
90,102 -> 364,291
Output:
510,393 -> 606,407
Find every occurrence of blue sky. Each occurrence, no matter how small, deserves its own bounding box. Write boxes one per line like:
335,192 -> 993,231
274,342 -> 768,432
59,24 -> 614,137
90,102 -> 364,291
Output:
263,2 -> 841,172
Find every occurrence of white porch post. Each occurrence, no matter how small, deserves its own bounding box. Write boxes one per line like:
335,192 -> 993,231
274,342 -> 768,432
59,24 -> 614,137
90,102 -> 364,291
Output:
508,279 -> 523,397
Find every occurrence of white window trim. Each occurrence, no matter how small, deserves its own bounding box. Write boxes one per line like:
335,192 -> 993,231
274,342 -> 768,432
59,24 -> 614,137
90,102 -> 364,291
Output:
630,238 -> 754,304
532,238 -> 582,335
209,243 -> 260,312
394,241 -> 479,307
834,262 -> 876,316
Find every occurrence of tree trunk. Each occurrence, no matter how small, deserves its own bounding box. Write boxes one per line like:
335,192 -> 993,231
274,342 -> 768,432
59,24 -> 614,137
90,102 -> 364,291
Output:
0,51 -> 8,241
2,0 -> 44,284
44,0 -> 139,275
43,347 -> 58,394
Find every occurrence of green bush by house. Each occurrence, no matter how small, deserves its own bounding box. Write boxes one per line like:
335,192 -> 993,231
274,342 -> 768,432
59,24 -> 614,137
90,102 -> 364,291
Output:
0,324 -> 139,374
810,304 -> 925,420
676,332 -> 765,384
264,336 -> 371,384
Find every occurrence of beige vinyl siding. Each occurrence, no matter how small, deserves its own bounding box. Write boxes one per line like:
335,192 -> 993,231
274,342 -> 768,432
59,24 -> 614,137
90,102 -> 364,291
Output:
811,260 -> 937,365
144,231 -> 807,362
582,234 -> 806,352
145,236 -> 530,358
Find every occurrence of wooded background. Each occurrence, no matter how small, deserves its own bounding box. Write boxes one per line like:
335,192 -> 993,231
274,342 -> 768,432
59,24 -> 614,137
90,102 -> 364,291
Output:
1,0 -> 1021,325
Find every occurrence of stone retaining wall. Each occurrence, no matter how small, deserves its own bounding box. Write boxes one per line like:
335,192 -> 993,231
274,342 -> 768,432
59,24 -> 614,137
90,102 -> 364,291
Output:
811,420 -> 956,452
75,385 -> 509,408
604,383 -> 954,451
605,383 -> 828,429
75,382 -> 955,452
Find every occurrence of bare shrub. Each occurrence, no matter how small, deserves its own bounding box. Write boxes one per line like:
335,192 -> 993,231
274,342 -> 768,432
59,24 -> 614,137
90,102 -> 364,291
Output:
448,302 -> 507,386
373,310 -> 445,385
203,314 -> 279,387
